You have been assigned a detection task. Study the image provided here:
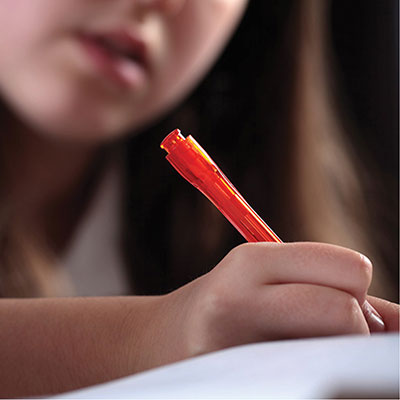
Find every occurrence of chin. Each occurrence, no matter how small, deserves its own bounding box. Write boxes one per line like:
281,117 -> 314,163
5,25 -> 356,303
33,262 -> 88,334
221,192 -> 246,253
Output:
17,98 -> 141,144
32,116 -> 133,144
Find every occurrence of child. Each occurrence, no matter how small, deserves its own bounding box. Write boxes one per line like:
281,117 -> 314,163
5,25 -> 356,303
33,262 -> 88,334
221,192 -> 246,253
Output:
0,0 -> 398,397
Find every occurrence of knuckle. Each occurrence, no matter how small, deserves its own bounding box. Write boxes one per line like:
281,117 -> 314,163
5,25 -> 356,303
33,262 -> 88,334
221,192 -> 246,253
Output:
221,242 -> 259,271
333,293 -> 368,333
356,253 -> 373,285
348,251 -> 373,288
227,242 -> 254,259
313,243 -> 373,291
340,293 -> 360,316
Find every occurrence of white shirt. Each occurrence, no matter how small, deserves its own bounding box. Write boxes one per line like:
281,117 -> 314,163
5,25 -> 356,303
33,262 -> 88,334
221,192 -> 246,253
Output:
61,163 -> 130,296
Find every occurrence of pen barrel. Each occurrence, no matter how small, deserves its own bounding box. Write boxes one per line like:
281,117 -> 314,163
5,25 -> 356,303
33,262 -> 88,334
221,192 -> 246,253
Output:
196,171 -> 282,243
162,130 -> 282,243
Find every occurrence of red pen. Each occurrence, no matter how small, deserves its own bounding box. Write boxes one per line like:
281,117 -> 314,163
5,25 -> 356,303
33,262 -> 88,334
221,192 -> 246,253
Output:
160,129 -> 282,243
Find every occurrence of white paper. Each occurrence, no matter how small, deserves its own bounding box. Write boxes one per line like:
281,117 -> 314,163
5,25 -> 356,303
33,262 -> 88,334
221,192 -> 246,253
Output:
55,333 -> 399,399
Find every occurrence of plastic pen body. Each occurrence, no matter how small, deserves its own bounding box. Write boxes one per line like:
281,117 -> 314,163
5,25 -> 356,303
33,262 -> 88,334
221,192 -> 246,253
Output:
161,129 -> 282,243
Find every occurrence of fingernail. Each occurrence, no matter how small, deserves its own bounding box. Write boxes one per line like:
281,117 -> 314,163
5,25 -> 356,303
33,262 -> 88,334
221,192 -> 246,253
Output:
362,301 -> 386,333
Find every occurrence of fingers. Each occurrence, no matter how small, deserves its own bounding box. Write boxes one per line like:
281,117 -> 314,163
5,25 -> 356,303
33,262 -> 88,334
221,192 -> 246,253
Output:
254,283 -> 370,339
367,296 -> 400,332
188,282 -> 370,356
361,301 -> 386,333
225,242 -> 372,305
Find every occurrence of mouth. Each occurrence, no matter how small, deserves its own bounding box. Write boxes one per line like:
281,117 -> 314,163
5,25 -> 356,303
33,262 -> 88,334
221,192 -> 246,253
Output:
77,30 -> 150,89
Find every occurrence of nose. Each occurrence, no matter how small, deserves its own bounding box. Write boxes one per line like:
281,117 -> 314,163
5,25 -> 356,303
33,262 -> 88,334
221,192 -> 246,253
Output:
137,0 -> 186,16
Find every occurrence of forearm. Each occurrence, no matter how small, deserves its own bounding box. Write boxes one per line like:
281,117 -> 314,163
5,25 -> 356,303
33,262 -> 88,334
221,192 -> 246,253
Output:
0,296 -> 160,398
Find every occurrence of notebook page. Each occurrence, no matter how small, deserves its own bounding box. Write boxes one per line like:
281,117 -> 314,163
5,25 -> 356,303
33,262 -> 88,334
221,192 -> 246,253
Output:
55,333 -> 399,399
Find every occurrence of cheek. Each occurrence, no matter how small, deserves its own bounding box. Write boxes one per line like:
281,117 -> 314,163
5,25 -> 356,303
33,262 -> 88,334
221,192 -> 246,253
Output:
0,1 -> 73,47
0,54 -> 138,141
0,0 -> 137,140
0,0 -> 81,87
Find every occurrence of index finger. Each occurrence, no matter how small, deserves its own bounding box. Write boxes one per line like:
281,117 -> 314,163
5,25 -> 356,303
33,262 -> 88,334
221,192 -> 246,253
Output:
232,242 -> 372,305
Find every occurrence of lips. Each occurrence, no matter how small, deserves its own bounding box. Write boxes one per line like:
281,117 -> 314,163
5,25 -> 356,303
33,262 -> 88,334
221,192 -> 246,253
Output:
77,30 -> 150,89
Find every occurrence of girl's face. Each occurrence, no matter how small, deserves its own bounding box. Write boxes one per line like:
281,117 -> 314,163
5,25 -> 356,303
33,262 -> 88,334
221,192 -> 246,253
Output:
0,0 -> 247,141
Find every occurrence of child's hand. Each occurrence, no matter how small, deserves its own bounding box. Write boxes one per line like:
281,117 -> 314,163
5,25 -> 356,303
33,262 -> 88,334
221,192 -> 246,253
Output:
2,242 -> 391,397
154,242 -> 374,364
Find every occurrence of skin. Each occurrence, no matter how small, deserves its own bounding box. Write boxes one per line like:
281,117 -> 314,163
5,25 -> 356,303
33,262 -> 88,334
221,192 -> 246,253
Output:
0,0 -> 398,397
